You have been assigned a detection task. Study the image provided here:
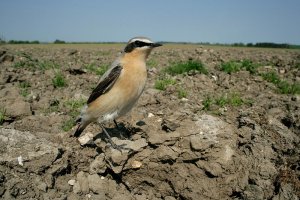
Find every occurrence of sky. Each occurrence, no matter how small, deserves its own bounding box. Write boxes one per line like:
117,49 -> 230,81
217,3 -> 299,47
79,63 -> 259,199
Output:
1,0 -> 300,44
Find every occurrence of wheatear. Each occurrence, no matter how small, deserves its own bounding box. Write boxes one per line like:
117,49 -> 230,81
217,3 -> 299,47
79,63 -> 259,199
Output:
74,37 -> 162,145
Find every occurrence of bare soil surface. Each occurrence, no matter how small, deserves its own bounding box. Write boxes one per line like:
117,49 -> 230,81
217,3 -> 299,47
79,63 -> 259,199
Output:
0,44 -> 299,200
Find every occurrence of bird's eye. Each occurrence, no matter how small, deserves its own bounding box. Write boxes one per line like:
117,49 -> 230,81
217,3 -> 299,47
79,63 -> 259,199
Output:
135,41 -> 142,46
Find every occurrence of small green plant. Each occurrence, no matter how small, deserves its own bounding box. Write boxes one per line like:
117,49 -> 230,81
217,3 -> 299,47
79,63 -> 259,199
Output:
65,99 -> 86,117
62,118 -> 76,132
147,58 -> 158,68
277,81 -> 300,94
202,96 -> 213,111
19,81 -> 31,97
220,61 -> 242,74
52,71 -> 66,88
203,93 -> 250,112
215,95 -> 228,107
85,63 -> 109,76
154,78 -> 176,90
61,98 -> 86,131
261,71 -> 300,94
220,60 -> 259,74
241,60 -> 259,74
229,93 -> 243,106
165,60 -> 207,75
177,87 -> 187,98
0,108 -> 6,125
38,60 -> 59,71
261,71 -> 281,84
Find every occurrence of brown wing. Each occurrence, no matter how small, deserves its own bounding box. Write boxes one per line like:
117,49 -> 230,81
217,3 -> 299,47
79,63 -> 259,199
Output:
87,65 -> 122,104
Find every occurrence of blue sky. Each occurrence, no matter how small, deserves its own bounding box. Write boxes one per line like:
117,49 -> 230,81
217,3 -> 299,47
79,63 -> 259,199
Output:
1,0 -> 300,44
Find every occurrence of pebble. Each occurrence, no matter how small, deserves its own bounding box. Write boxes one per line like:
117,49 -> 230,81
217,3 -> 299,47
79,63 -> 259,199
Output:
78,132 -> 94,146
68,179 -> 76,186
148,113 -> 154,118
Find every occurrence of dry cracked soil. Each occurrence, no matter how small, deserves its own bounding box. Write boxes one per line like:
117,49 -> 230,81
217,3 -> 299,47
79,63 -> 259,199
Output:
0,44 -> 299,200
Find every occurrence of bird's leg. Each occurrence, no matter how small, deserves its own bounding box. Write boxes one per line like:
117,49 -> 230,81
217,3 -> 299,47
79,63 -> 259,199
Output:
113,119 -> 127,139
114,119 -> 120,129
99,124 -> 121,151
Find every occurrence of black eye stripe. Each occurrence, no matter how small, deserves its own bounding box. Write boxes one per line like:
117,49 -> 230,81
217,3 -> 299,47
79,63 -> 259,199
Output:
124,40 -> 152,53
135,41 -> 151,47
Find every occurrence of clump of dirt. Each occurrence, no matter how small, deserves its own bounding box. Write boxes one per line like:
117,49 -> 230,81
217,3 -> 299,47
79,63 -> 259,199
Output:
0,44 -> 299,199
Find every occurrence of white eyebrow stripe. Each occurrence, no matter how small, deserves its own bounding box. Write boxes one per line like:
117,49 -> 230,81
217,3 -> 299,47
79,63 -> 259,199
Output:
129,38 -> 153,44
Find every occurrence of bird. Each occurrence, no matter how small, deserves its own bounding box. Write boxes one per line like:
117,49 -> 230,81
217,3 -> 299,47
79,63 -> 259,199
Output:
73,36 -> 162,147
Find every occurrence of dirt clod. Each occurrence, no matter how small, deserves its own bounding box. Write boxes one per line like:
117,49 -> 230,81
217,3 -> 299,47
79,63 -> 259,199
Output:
0,44 -> 299,199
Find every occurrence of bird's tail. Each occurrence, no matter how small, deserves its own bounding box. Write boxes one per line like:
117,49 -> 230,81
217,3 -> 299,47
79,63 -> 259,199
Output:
73,118 -> 86,137
73,104 -> 89,137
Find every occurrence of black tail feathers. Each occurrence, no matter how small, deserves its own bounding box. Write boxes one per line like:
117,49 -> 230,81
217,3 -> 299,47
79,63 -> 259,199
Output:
74,124 -> 84,137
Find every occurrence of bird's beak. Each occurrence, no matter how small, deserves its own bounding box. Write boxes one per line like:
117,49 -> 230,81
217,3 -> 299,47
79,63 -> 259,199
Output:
151,43 -> 163,48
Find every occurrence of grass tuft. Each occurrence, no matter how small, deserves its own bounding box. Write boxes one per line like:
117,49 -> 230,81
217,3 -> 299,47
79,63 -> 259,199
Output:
61,98 -> 86,131
165,60 -> 207,75
85,63 -> 109,75
220,60 -> 259,74
177,87 -> 187,98
52,71 -> 67,88
154,78 -> 176,90
0,108 -> 6,125
19,81 -> 31,97
261,71 -> 300,94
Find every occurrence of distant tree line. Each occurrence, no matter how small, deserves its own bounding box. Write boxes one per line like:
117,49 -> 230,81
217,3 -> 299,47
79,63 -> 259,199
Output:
7,40 -> 40,44
232,42 -> 292,48
1,38 -> 299,49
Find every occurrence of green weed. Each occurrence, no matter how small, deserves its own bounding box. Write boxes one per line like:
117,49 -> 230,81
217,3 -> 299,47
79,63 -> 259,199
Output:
261,71 -> 300,94
147,58 -> 158,68
19,81 -> 31,97
203,93 -> 249,111
229,93 -> 244,106
38,60 -> 59,71
0,108 -> 6,125
154,78 -> 176,90
165,60 -> 207,75
261,71 -> 281,84
52,71 -> 66,88
62,118 -> 76,132
64,98 -> 86,117
220,60 -> 259,74
202,96 -> 213,111
177,87 -> 187,98
61,98 -> 86,131
85,63 -> 109,75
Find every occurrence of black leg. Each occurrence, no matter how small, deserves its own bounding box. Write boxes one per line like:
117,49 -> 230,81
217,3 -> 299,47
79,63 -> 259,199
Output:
99,124 -> 121,151
114,119 -> 120,129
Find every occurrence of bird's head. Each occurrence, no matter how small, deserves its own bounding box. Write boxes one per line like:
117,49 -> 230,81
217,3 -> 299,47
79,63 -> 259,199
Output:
124,37 -> 162,59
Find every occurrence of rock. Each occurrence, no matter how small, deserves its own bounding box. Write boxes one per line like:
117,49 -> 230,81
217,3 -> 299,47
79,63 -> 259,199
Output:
87,174 -> 105,194
148,113 -> 154,118
0,128 -> 60,172
164,196 -> 176,200
76,171 -> 89,194
148,131 -> 180,145
131,160 -> 143,169
0,50 -> 6,57
72,181 -> 81,194
272,183 -> 299,200
78,132 -> 94,146
89,153 -> 107,174
0,54 -> 14,63
5,100 -> 32,118
68,49 -> 78,55
196,160 -> 222,177
67,193 -> 80,200
161,119 -> 180,132
37,181 -> 47,192
113,138 -> 148,152
68,180 -> 76,186
150,145 -> 179,162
